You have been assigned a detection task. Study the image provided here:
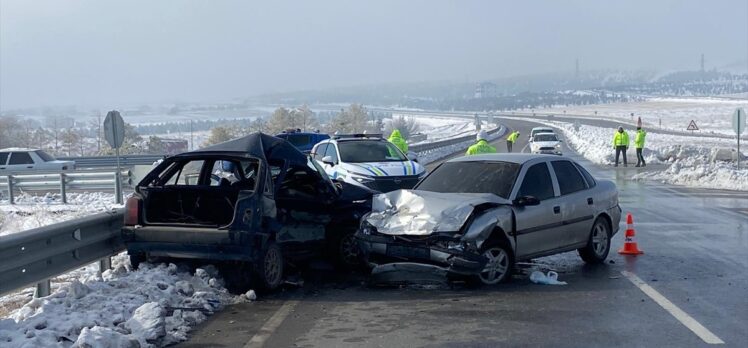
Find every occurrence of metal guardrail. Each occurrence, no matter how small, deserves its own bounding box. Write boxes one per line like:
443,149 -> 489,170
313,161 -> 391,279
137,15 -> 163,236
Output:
410,126 -> 504,153
0,209 -> 125,297
1,170 -> 132,204
57,154 -> 164,168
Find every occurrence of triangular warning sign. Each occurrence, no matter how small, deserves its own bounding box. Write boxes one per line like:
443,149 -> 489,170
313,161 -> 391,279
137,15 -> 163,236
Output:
687,120 -> 699,131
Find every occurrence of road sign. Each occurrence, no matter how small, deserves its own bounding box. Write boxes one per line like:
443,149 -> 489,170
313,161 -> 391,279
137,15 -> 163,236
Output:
733,108 -> 745,135
637,117 -> 642,128
687,120 -> 699,131
103,110 -> 125,149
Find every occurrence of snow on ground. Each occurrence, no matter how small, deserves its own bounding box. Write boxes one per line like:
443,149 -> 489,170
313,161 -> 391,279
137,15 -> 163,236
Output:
0,255 -> 245,348
534,120 -> 748,191
532,97 -> 748,136
0,192 -> 122,237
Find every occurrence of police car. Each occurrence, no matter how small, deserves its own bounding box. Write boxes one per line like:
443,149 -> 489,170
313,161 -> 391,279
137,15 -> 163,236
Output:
311,134 -> 426,193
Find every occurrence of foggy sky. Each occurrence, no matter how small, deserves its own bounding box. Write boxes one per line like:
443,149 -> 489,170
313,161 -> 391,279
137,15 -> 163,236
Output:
1,0 -> 747,110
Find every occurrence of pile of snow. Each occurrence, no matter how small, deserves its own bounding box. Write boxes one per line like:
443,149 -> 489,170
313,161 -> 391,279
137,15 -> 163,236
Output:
0,256 -> 245,347
531,97 -> 747,136
539,120 -> 748,191
0,192 -> 122,237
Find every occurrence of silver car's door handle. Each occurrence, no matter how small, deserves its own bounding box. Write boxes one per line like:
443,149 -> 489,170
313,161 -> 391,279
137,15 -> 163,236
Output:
26,166 -> 33,169
553,206 -> 560,214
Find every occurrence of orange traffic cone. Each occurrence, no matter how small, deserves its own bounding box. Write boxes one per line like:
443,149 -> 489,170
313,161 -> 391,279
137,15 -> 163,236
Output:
618,212 -> 644,255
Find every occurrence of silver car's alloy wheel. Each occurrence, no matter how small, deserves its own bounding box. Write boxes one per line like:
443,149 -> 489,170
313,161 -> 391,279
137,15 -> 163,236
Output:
479,247 -> 509,285
591,222 -> 609,257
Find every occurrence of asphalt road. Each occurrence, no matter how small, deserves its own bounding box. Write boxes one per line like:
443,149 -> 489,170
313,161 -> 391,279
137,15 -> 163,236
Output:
180,117 -> 748,348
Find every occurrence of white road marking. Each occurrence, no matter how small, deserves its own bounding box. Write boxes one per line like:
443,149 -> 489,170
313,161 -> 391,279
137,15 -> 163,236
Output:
621,271 -> 724,345
243,300 -> 300,348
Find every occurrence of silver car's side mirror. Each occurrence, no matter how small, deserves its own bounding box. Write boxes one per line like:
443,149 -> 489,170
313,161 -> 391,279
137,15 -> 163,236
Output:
513,196 -> 540,206
322,156 -> 335,167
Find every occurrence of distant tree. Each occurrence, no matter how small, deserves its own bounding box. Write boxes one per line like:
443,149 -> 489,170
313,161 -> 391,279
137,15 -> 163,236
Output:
384,116 -> 420,140
329,104 -> 369,133
146,136 -> 167,154
266,107 -> 294,134
248,117 -> 267,133
295,105 -> 319,131
203,126 -> 236,147
60,128 -> 81,156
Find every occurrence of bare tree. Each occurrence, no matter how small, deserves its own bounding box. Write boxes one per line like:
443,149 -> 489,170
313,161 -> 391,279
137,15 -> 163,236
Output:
203,126 -> 236,147
384,116 -> 421,140
329,104 -> 369,133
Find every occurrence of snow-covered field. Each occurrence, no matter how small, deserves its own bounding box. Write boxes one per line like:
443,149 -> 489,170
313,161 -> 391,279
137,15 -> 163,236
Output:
536,120 -> 748,191
0,193 -> 123,237
533,97 -> 747,136
0,255 -> 248,347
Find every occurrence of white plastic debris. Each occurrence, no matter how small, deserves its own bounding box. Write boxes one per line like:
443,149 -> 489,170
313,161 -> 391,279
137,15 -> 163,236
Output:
245,290 -> 257,301
530,271 -> 567,285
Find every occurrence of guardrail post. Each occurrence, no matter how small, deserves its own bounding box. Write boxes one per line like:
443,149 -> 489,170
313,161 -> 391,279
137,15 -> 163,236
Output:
98,257 -> 112,275
34,279 -> 51,298
114,172 -> 123,204
7,175 -> 15,205
59,173 -> 67,204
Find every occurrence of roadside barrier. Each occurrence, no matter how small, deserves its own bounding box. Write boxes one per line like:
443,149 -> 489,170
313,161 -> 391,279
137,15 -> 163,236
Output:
618,212 -> 644,255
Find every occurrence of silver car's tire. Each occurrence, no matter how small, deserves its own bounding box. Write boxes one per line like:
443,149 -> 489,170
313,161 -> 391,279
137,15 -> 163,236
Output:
476,241 -> 513,285
578,218 -> 611,263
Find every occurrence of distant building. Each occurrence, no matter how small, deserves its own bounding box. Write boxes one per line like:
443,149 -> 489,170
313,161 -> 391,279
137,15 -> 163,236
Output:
474,82 -> 497,99
159,138 -> 188,155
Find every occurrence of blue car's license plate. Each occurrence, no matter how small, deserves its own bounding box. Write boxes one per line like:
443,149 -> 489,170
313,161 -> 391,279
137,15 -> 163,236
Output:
387,245 -> 429,259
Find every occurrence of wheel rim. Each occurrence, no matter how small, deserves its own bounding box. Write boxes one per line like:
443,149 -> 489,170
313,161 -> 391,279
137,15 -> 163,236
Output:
592,222 -> 609,257
479,247 -> 509,285
339,234 -> 360,266
264,247 -> 282,286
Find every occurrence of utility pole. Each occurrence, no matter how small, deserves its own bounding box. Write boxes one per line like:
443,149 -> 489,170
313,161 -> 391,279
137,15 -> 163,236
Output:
575,58 -> 579,79
700,53 -> 705,73
190,120 -> 194,151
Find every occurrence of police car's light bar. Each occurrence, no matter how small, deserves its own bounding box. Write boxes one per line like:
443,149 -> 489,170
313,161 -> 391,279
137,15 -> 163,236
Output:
333,133 -> 383,139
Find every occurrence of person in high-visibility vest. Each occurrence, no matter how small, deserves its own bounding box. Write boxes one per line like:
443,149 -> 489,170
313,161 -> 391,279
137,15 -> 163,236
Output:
635,126 -> 646,167
612,126 -> 630,167
506,131 -> 520,152
388,129 -> 408,153
466,130 -> 497,155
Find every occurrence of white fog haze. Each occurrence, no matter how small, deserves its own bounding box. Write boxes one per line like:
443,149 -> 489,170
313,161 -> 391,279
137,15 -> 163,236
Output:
1,0 -> 747,109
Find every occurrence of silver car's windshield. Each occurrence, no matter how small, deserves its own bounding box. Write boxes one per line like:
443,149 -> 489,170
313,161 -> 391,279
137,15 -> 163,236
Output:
534,134 -> 558,142
415,161 -> 520,199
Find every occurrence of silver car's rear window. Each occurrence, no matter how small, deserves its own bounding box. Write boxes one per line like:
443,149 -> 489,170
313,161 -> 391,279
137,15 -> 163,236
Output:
415,161 -> 520,199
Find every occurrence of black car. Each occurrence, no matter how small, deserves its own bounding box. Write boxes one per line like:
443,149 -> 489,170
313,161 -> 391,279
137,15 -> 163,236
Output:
122,133 -> 373,290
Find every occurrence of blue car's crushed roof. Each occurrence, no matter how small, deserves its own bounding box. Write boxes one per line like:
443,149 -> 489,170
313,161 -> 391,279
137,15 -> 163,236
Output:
190,132 -> 308,166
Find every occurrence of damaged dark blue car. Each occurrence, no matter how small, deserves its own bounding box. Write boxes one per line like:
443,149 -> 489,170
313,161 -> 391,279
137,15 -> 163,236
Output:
122,133 -> 373,290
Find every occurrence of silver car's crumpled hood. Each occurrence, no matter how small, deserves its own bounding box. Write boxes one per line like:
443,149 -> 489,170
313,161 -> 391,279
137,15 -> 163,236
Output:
366,190 -> 510,235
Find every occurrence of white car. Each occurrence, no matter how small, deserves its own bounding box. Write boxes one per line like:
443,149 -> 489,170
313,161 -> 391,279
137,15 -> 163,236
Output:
0,148 -> 75,173
530,133 -> 563,155
528,127 -> 555,142
311,134 -> 426,193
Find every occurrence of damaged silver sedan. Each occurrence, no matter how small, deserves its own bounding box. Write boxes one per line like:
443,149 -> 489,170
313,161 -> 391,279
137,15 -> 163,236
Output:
356,154 -> 621,285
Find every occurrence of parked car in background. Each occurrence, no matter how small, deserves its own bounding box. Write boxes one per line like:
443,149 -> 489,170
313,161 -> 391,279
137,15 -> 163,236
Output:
530,133 -> 563,155
275,129 -> 330,154
528,127 -> 555,141
311,134 -> 426,193
0,148 -> 75,173
122,133 -> 373,291
357,154 -> 620,285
